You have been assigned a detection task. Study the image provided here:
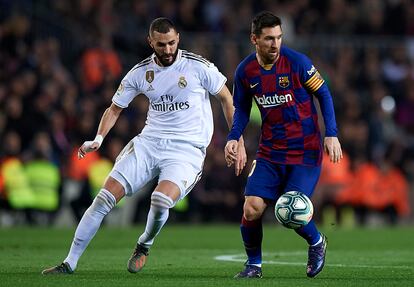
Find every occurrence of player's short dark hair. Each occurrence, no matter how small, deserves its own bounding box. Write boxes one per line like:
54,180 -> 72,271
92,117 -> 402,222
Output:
251,11 -> 282,36
149,17 -> 177,36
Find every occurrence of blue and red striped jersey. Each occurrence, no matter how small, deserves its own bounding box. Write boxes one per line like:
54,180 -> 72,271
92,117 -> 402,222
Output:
228,46 -> 338,166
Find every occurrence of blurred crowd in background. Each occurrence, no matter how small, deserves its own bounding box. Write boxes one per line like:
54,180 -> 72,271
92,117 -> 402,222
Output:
1,0 -> 414,226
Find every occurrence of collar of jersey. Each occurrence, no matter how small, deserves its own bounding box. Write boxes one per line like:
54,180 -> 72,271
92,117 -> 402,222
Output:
151,49 -> 182,69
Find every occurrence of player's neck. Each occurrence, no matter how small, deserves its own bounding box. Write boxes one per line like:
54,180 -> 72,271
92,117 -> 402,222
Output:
256,53 -> 278,70
154,57 -> 163,66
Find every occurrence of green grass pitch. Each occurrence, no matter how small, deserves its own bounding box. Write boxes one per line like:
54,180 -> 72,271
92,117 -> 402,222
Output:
0,225 -> 413,287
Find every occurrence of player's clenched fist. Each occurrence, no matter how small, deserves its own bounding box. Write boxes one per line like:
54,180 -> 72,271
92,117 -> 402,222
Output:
78,135 -> 103,159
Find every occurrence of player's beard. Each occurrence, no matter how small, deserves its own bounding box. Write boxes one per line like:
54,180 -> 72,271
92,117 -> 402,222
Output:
154,49 -> 178,66
264,48 -> 279,64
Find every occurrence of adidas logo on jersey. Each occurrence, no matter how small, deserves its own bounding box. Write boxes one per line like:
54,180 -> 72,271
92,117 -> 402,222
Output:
254,93 -> 293,108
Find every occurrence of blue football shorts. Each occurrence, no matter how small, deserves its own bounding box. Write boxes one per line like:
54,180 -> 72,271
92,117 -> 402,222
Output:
245,158 -> 321,200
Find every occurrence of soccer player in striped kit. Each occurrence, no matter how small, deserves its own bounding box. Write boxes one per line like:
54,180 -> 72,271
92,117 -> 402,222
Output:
225,11 -> 342,278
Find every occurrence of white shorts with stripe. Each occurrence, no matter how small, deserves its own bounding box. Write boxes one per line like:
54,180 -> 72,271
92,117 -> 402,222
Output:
109,135 -> 205,201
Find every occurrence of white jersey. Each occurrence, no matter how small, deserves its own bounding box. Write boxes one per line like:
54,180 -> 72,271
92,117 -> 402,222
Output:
112,49 -> 227,148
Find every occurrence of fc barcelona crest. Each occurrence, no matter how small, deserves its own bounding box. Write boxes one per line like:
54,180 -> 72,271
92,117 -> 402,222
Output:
278,76 -> 290,88
146,70 -> 154,83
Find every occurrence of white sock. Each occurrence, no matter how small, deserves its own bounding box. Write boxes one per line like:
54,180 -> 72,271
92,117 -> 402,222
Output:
64,189 -> 116,270
138,191 -> 174,249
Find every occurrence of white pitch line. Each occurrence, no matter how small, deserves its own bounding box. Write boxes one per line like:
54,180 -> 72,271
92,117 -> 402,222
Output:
214,253 -> 414,270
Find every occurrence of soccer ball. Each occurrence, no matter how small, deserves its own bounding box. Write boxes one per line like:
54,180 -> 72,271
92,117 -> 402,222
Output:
274,191 -> 314,229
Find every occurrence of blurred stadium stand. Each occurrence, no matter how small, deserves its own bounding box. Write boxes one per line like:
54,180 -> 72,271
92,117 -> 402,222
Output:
1,0 -> 413,226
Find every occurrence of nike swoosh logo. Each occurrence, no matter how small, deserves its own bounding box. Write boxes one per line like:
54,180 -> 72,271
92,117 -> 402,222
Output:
250,83 -> 259,88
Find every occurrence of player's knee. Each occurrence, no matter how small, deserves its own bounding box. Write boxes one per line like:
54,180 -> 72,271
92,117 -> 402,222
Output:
93,189 -> 116,214
243,209 -> 261,221
243,202 -> 263,221
151,191 -> 174,210
243,197 -> 265,220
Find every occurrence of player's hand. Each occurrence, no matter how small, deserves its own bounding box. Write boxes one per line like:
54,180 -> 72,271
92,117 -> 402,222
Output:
324,136 -> 342,163
78,135 -> 103,159
224,140 -> 238,167
234,140 -> 247,176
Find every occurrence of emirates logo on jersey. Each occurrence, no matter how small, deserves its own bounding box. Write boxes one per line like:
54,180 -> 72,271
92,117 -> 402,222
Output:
150,94 -> 190,112
151,101 -> 190,112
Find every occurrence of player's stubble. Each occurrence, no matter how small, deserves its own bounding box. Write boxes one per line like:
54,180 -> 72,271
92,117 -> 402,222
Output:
153,48 -> 179,67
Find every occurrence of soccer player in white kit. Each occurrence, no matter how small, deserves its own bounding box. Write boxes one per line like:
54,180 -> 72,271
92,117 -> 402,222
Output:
42,17 -> 246,275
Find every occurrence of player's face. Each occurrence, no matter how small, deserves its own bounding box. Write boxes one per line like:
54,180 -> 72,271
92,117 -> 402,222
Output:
251,25 -> 283,64
148,29 -> 180,66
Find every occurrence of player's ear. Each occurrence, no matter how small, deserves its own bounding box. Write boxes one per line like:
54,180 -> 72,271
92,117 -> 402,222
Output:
176,32 -> 180,43
250,33 -> 257,45
147,35 -> 153,49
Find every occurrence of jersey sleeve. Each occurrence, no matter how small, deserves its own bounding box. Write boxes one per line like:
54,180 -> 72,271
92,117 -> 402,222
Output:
112,69 -> 141,108
199,62 -> 227,96
297,55 -> 325,93
227,67 -> 252,141
297,55 -> 338,137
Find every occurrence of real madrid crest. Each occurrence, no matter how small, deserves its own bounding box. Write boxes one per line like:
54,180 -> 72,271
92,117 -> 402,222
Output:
146,70 -> 154,83
178,76 -> 187,89
278,76 -> 290,88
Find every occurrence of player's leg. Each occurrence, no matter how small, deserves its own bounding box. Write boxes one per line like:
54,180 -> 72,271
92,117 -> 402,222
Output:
235,159 -> 281,279
127,180 -> 180,273
42,136 -> 155,275
127,139 -> 204,273
284,165 -> 327,277
285,165 -> 322,244
234,196 -> 267,279
137,180 -> 180,247
42,177 -> 125,274
63,177 -> 124,269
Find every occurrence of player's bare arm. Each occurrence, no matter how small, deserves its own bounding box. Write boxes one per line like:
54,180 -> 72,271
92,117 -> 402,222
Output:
324,136 -> 342,163
78,103 -> 123,159
217,85 -> 247,175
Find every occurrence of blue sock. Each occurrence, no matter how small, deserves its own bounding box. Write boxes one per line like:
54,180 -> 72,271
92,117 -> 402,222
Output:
294,219 -> 321,245
240,217 -> 262,265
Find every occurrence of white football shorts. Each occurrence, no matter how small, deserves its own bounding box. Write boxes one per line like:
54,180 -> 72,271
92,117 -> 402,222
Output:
109,135 -> 205,201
